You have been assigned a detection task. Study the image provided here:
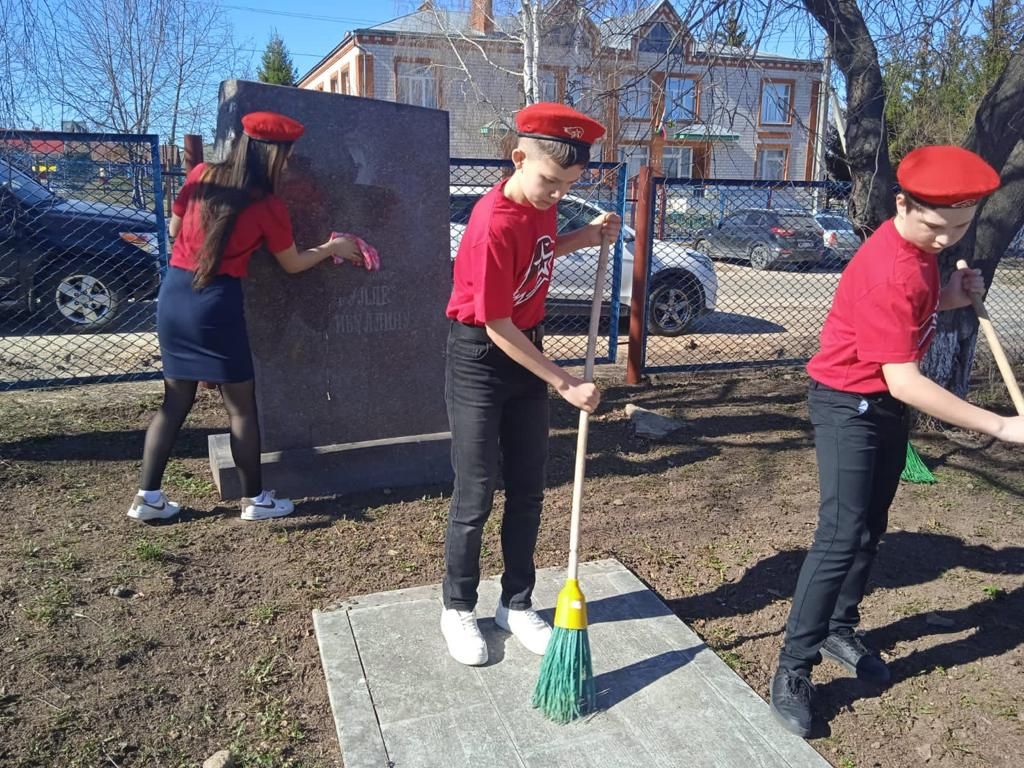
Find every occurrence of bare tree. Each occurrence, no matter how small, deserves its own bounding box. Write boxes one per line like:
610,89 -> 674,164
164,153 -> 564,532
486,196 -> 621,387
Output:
3,0 -> 242,141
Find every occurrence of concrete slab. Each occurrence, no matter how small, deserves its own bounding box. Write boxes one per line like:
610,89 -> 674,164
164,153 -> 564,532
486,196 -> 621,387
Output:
313,559 -> 828,768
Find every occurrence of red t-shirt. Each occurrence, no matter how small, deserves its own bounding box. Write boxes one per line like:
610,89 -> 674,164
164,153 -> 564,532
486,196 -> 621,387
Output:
807,219 -> 940,394
169,162 -> 294,278
446,179 -> 558,329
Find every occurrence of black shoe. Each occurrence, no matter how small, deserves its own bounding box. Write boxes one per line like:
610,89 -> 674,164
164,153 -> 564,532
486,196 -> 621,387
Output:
821,633 -> 891,685
770,667 -> 814,738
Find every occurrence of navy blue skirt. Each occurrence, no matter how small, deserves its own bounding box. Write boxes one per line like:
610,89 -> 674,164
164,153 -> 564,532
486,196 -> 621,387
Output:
157,266 -> 254,383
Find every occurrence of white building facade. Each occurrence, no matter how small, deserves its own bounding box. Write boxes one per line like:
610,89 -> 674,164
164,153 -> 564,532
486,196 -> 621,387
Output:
299,0 -> 826,182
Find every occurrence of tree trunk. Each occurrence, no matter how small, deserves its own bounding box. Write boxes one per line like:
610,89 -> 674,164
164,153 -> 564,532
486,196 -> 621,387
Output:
802,0 -> 895,237
923,50 -> 1024,397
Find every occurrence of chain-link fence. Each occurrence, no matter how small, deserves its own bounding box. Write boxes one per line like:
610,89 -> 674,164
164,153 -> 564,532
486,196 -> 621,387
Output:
450,159 -> 627,366
0,131 -> 168,389
634,177 -> 1024,374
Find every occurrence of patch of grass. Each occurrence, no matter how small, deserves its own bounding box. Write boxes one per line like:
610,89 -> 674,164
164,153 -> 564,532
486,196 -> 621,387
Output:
252,604 -> 282,625
718,650 -> 749,672
894,597 -> 929,617
244,655 -> 291,696
133,539 -> 165,562
704,624 -> 737,649
23,579 -> 73,625
838,757 -> 856,768
982,585 -> 1006,600
52,550 -> 82,572
163,460 -> 216,495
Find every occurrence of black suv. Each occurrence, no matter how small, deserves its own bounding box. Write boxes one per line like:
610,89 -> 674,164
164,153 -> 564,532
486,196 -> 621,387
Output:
693,208 -> 824,270
1,159 -> 161,332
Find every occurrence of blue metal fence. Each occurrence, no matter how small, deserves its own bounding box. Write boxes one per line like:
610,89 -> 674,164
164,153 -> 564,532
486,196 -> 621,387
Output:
1,130 -> 168,390
1,150 -> 627,390
636,175 -> 1024,375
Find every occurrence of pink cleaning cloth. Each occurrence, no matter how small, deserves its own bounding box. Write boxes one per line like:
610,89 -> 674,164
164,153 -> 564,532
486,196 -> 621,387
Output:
331,231 -> 381,271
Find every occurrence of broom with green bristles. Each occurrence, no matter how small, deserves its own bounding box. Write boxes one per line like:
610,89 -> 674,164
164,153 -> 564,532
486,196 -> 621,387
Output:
532,235 -> 610,724
902,442 -> 936,484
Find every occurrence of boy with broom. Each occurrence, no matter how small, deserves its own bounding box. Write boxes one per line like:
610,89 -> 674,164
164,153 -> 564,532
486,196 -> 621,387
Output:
771,145 -> 1024,737
441,103 -> 620,666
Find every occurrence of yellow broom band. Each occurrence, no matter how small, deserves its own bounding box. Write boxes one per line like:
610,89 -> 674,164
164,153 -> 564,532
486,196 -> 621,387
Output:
553,579 -> 588,630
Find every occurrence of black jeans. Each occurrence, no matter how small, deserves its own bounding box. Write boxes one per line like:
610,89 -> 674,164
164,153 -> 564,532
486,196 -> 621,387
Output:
779,381 -> 909,675
442,322 -> 549,611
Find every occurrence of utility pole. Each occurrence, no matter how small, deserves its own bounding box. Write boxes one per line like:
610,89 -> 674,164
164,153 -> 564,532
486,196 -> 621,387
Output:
812,39 -> 831,182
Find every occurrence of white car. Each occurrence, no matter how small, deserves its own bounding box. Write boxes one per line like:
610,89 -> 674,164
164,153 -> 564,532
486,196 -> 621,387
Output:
450,187 -> 718,336
814,211 -> 860,262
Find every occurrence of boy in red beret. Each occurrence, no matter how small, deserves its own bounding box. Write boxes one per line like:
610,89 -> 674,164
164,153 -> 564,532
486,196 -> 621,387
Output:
771,145 -> 1024,736
441,102 -> 620,665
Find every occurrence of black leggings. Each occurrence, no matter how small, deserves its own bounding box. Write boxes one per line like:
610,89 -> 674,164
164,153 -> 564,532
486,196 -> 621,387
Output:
139,378 -> 263,498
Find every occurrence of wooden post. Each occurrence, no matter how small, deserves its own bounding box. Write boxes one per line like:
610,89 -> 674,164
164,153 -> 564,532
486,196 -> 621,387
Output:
626,166 -> 654,385
183,134 -> 203,172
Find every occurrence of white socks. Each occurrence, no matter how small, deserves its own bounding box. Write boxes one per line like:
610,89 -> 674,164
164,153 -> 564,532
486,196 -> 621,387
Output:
251,490 -> 270,504
139,489 -> 163,504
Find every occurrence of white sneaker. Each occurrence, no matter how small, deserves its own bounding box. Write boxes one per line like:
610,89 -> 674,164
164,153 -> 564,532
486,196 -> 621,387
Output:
495,600 -> 552,656
441,607 -> 488,666
240,490 -> 294,521
127,492 -> 180,522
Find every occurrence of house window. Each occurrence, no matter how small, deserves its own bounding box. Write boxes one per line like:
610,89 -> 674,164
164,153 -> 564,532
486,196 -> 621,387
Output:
329,75 -> 338,93
619,145 -> 648,180
340,69 -> 351,95
761,81 -> 792,124
662,146 -> 692,178
619,76 -> 650,119
397,61 -> 437,108
757,148 -> 788,180
639,21 -> 681,53
539,71 -> 558,102
664,78 -> 697,122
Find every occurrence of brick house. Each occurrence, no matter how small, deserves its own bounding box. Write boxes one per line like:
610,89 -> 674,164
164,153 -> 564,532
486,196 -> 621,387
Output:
298,0 -> 827,181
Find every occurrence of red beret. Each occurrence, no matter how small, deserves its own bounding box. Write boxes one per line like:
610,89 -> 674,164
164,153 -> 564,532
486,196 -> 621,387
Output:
241,111 -> 305,143
897,145 -> 999,208
515,102 -> 605,147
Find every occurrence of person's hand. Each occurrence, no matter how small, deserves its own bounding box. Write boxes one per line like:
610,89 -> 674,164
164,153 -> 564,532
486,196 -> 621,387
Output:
330,231 -> 381,270
995,415 -> 1024,443
558,377 -> 600,413
948,266 -> 984,308
588,212 -> 621,247
327,235 -> 363,266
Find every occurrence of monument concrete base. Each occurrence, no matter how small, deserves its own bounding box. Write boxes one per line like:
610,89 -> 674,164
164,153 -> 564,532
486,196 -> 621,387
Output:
207,431 -> 453,500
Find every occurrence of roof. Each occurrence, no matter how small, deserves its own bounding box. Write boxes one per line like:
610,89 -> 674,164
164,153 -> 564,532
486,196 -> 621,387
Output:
365,9 -> 515,37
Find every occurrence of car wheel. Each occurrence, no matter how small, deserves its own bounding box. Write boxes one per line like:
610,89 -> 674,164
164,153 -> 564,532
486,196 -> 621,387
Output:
749,244 -> 774,271
647,274 -> 702,337
40,267 -> 125,333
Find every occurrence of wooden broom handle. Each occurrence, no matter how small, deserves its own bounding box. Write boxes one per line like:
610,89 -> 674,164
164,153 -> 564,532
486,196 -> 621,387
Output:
567,237 -> 610,581
955,259 -> 1024,415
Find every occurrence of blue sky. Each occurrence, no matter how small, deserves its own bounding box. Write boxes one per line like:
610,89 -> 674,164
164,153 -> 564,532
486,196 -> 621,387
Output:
226,1 -> 414,78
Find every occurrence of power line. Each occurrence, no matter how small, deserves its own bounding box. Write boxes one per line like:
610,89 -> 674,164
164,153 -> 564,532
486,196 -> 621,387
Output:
220,4 -> 380,25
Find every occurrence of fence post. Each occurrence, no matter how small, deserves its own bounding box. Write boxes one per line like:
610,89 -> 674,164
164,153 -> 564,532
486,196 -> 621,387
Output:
626,165 -> 654,385
184,134 -> 203,172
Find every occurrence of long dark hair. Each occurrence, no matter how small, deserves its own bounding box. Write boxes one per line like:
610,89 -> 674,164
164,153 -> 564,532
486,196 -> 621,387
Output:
191,133 -> 291,289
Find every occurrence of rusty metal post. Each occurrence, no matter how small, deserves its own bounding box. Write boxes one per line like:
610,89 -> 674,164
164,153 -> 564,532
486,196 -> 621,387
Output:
183,134 -> 203,172
626,166 -> 654,385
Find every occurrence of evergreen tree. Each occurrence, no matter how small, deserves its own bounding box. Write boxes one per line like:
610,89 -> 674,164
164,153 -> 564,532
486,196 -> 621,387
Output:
257,32 -> 298,86
714,4 -> 747,48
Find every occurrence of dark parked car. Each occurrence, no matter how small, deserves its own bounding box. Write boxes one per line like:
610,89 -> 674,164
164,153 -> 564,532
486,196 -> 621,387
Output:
693,208 -> 825,270
0,159 -> 161,332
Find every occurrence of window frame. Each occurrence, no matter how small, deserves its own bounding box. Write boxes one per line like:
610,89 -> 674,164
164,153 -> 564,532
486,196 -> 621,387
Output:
759,79 -> 795,126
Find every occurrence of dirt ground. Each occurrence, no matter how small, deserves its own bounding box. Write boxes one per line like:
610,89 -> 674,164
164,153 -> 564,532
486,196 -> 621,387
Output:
1,368 -> 1022,768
